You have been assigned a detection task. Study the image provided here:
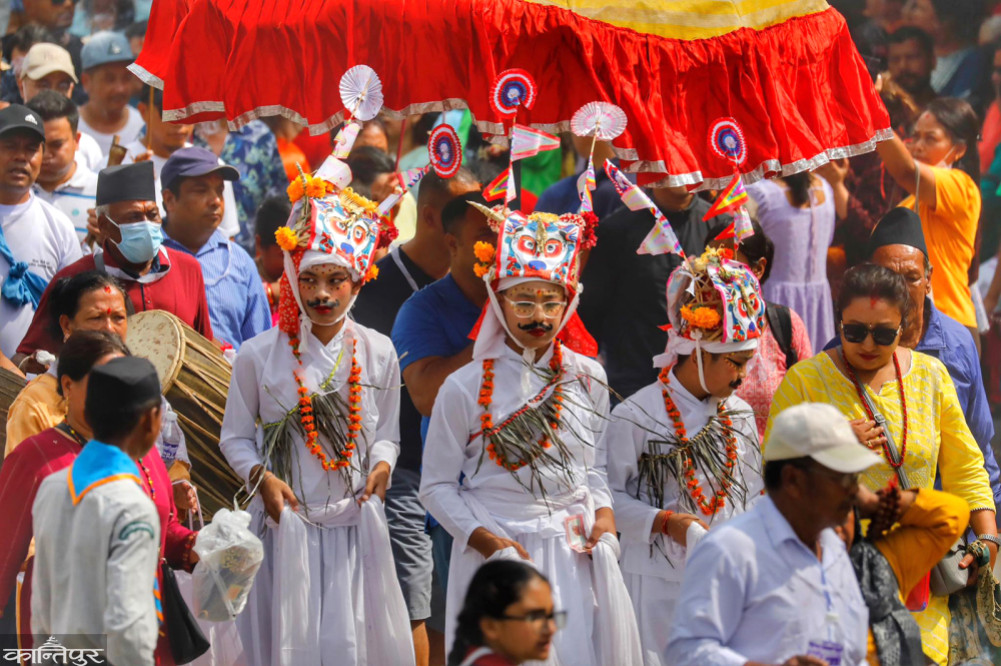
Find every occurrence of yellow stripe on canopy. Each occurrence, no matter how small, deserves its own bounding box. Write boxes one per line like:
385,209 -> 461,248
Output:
523,0 -> 830,40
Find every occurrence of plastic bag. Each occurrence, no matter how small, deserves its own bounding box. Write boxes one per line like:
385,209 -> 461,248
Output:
192,508 -> 264,621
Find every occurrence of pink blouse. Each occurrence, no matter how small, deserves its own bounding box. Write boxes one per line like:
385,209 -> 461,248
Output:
736,308 -> 813,442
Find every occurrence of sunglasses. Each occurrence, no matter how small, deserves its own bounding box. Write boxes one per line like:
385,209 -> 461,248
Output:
840,322 -> 900,346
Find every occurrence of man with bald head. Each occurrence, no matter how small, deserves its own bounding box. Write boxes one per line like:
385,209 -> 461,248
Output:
824,207 -> 1001,514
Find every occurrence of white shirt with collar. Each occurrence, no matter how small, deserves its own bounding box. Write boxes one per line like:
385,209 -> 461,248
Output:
665,494 -> 870,666
0,193 -> 82,357
123,140 -> 240,240
32,163 -> 98,247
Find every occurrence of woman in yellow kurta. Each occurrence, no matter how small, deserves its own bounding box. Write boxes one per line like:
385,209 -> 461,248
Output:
876,97 -> 981,332
765,264 -> 995,666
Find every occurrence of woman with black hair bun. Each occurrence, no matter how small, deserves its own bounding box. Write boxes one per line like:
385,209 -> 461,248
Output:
746,169 -> 838,353
447,561 -> 560,666
765,262 -> 996,665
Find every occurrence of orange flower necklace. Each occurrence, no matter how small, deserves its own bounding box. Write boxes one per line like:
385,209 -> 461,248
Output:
658,366 -> 739,517
289,335 -> 361,471
478,341 -> 564,471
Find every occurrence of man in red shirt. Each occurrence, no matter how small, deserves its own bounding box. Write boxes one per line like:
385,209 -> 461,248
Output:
13,161 -> 212,367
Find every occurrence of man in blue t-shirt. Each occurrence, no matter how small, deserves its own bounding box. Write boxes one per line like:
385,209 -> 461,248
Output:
391,192 -> 496,593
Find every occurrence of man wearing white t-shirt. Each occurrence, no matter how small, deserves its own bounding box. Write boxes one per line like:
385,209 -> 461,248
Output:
77,32 -> 145,160
28,91 -> 98,248
123,86 -> 239,239
0,104 -> 82,357
15,42 -> 103,171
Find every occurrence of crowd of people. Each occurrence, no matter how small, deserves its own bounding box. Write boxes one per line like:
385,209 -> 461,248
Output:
2,1 -> 1001,666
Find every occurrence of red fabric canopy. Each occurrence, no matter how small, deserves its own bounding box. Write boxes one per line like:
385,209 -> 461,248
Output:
133,0 -> 889,189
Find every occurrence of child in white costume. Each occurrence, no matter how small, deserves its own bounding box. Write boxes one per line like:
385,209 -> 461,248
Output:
419,202 -> 642,666
605,247 -> 767,666
219,145 -> 414,665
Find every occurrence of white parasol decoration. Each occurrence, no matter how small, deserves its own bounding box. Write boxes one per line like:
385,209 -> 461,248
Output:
340,65 -> 384,121
571,102 -> 628,141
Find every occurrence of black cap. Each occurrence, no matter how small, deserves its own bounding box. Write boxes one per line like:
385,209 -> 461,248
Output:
86,356 -> 161,416
866,207 -> 928,259
161,146 -> 239,191
0,104 -> 45,142
96,162 -> 157,206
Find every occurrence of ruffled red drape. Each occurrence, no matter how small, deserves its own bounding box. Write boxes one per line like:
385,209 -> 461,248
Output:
133,0 -> 889,189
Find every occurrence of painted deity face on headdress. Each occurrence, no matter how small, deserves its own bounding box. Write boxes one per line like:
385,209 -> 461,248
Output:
312,196 -> 380,281
497,212 -> 581,288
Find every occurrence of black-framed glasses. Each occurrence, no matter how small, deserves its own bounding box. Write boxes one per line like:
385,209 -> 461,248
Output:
840,322 -> 900,346
499,610 -> 567,629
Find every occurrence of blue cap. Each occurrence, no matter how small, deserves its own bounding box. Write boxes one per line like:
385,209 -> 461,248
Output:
82,31 -> 133,71
161,146 -> 240,191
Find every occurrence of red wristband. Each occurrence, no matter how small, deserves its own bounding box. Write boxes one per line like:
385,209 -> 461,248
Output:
660,510 -> 674,535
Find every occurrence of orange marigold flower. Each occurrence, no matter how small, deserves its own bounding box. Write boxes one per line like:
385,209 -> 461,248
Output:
473,263 -> 489,279
364,263 -> 380,283
680,304 -> 722,330
287,179 -> 306,203
275,226 -> 299,252
473,241 -> 496,264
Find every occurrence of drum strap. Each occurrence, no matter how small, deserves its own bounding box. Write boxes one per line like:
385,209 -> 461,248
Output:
94,251 -> 136,317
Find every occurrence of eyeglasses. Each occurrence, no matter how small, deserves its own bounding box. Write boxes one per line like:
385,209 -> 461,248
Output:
35,80 -> 73,94
499,610 -> 567,630
840,322 -> 900,346
502,295 -> 567,319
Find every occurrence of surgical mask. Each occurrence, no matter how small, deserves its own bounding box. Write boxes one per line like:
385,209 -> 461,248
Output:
936,147 -> 956,170
108,216 -> 163,264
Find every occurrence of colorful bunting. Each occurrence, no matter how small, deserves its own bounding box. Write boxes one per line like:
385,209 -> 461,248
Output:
702,172 -> 748,221
510,124 -> 561,161
484,166 -> 512,203
604,160 -> 684,256
577,158 -> 596,213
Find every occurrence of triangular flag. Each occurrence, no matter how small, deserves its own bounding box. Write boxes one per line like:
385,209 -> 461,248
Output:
604,160 -> 683,256
510,124 -> 561,161
377,166 -> 431,216
504,166 -> 517,204
638,208 -> 684,256
577,158 -> 596,213
483,166 -> 510,202
734,206 -> 755,240
702,172 -> 749,221
713,222 -> 736,242
604,160 -> 653,212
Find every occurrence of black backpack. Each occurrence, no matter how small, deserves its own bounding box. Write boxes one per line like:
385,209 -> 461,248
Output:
765,302 -> 798,369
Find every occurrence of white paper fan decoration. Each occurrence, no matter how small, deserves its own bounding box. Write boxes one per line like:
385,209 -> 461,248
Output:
571,102 -> 627,141
340,65 -> 384,121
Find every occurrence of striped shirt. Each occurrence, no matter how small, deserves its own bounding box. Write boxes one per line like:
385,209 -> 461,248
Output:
33,164 -> 98,248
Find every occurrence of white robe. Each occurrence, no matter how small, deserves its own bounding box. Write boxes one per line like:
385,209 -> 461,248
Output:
219,319 -> 412,666
605,371 -> 763,666
419,343 -> 642,666
31,468 -> 160,666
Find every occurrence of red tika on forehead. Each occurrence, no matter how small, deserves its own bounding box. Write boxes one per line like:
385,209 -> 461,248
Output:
104,286 -> 112,294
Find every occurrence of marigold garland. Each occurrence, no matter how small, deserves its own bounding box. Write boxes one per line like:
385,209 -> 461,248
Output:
287,174 -> 334,203
658,366 -> 738,517
289,336 -> 361,470
479,341 -> 564,471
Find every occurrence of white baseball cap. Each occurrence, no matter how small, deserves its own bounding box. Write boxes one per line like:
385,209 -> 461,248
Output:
764,403 -> 883,473
20,43 -> 78,83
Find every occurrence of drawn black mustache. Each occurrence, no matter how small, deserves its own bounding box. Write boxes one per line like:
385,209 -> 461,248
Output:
517,322 -> 554,332
306,299 -> 339,309
729,378 -> 743,389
